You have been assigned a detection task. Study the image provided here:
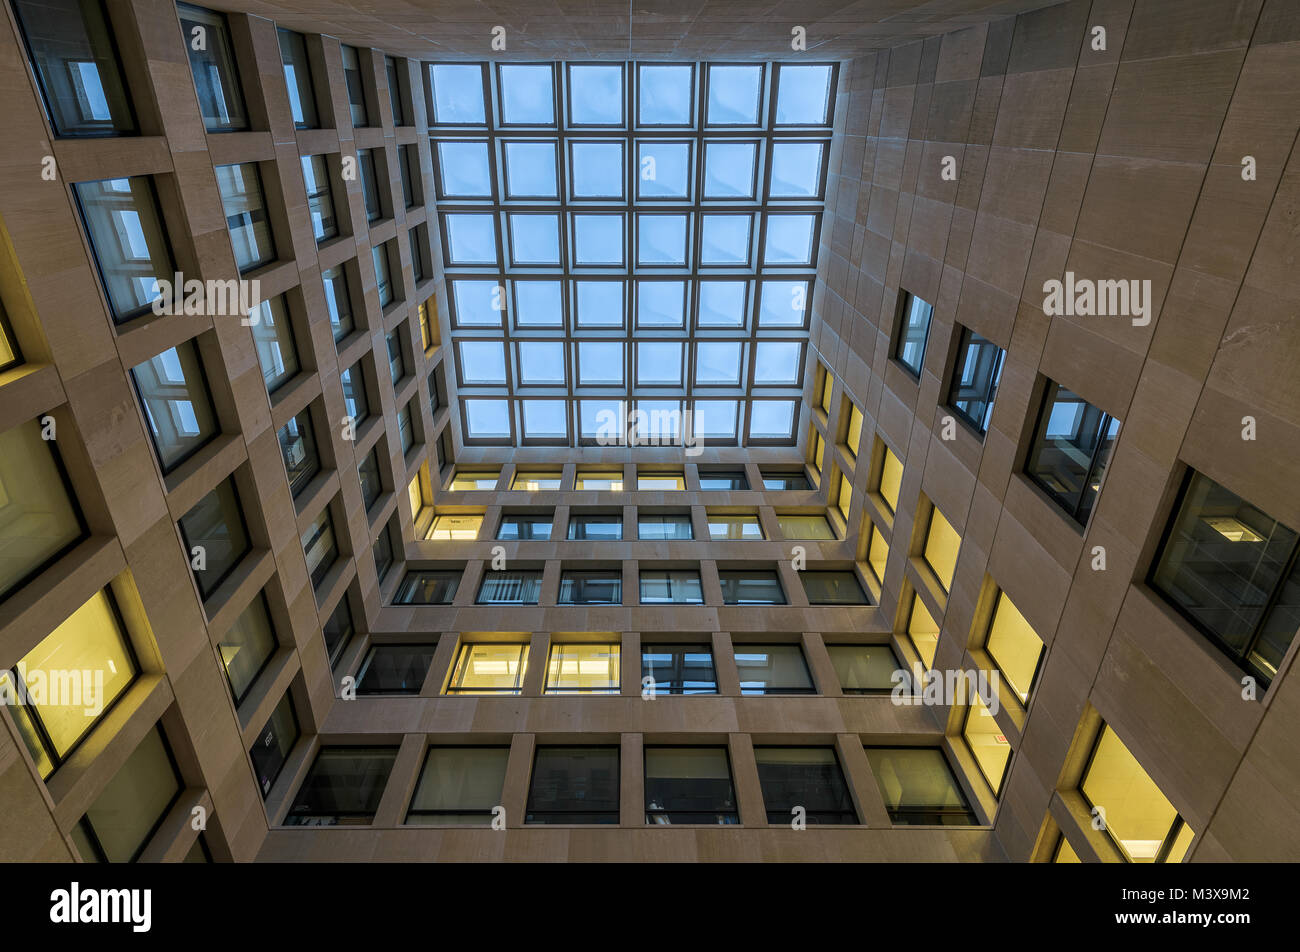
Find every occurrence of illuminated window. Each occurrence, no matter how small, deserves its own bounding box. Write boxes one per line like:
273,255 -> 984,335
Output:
0,301 -> 20,371
708,512 -> 763,540
526,747 -> 619,824
963,694 -> 1011,794
810,428 -> 825,473
407,747 -> 509,825
777,513 -> 833,539
545,643 -> 620,694
1025,381 -> 1120,526
642,644 -> 716,693
576,470 -> 623,491
406,471 -> 425,522
734,644 -> 811,694
513,470 -> 562,491
450,471 -> 499,491
447,644 -> 529,694
218,592 -> 276,705
394,571 -> 461,605
906,593 -> 939,668
984,592 -> 1046,704
923,505 -> 961,594
864,747 -> 976,826
427,514 -> 482,541
645,747 -> 738,824
819,366 -> 833,413
894,290 -> 933,377
845,403 -> 863,457
1080,725 -> 1194,863
836,471 -> 852,521
637,471 -> 685,491
754,747 -> 855,824
71,726 -> 181,860
827,644 -> 901,695
867,520 -> 889,582
1054,835 -> 1081,863
4,589 -> 138,778
284,747 -> 398,826
356,645 -> 436,695
877,443 -> 903,514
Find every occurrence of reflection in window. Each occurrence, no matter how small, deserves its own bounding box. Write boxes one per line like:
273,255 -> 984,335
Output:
178,477 -> 249,599
642,644 -> 716,694
394,570 -> 461,605
217,162 -> 275,273
341,45 -> 369,127
828,644 -> 901,695
639,570 -> 704,605
895,291 -> 933,377
284,747 -> 398,826
526,747 -> 619,824
301,154 -> 337,243
963,694 -> 1011,795
357,645 -> 436,695
407,747 -> 509,825
1025,382 -> 1120,526
218,592 -> 276,705
754,747 -> 855,824
131,342 -> 218,473
708,513 -> 763,541
777,513 -> 834,539
249,295 -> 299,394
477,570 -> 541,604
734,643 -> 812,693
178,4 -> 247,132
74,176 -> 174,321
301,505 -> 338,589
802,571 -> 869,605
250,692 -> 298,799
558,571 -> 622,605
646,747 -> 737,825
948,328 -> 1004,435
864,747 -> 977,826
277,409 -> 319,498
340,362 -> 369,423
278,29 -> 317,128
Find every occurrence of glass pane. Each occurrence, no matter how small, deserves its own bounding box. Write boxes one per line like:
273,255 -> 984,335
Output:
964,694 -> 1011,794
178,478 -> 249,599
802,571 -> 867,605
81,727 -> 180,859
637,341 -> 682,386
949,329 -> 1005,434
514,280 -> 562,326
504,140 -> 558,198
706,65 -> 761,125
985,593 -> 1045,703
573,214 -> 624,266
284,747 -> 398,825
699,214 -> 752,265
477,570 -> 542,604
216,162 -> 275,273
578,341 -> 624,385
702,141 -> 756,198
637,515 -> 692,540
1025,382 -> 1119,524
828,645 -> 899,694
734,644 -> 811,692
645,747 -> 737,824
131,342 -> 218,472
754,341 -> 801,385
464,398 -> 511,439
754,747 -> 855,824
571,141 -> 624,198
499,64 -> 555,124
778,514 -> 834,539
522,400 -> 567,439
178,4 -> 247,132
638,64 -> 693,125
637,141 -> 690,198
430,64 -> 485,124
277,409 -> 319,498
448,644 -> 529,693
769,142 -> 823,197
444,213 -> 498,265
1081,726 -> 1186,862
394,571 -> 461,604
895,291 -> 933,376
639,570 -> 703,604
458,340 -> 506,385
278,30 -> 317,128
249,295 -> 299,393
436,140 -> 492,196
775,64 -> 832,124
864,747 -> 976,825
546,644 -> 620,693
357,645 -> 436,694
558,572 -> 622,605
508,213 -> 561,265
526,747 -> 619,823
575,281 -> 624,327
641,645 -> 716,694
750,400 -> 796,439
759,279 -> 809,326
300,507 -> 338,588
568,64 -> 623,125
693,400 -> 739,440
637,214 -> 688,266
408,747 -> 509,824
75,176 -> 174,321
763,213 -> 816,265
636,280 -> 686,328
698,281 -> 746,327
453,279 -> 504,326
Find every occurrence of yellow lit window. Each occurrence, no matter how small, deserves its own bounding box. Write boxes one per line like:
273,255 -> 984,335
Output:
446,643 -> 529,694
923,505 -> 961,593
963,693 -> 1011,794
845,403 -> 863,458
513,471 -> 562,491
4,590 -> 138,778
0,300 -> 19,370
576,471 -> 623,491
545,643 -> 620,694
907,592 -> 938,668
708,512 -> 764,540
1081,724 -> 1194,863
836,471 -> 852,521
1054,835 -> 1081,863
450,471 -> 499,491
985,591 -> 1045,704
637,472 -> 685,491
418,299 -> 436,352
427,514 -> 482,540
878,443 -> 903,513
777,513 -> 834,539
819,366 -> 833,414
407,472 -> 425,521
811,428 -> 825,473
867,521 -> 889,581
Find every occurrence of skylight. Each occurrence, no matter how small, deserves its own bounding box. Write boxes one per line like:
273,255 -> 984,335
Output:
430,59 -> 835,447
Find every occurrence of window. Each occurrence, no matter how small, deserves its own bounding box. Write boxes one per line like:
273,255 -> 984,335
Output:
249,295 -> 299,394
719,571 -> 785,605
0,419 -> 87,601
819,366 -> 833,414
734,643 -> 812,693
372,243 -> 395,308
357,449 -> 382,511
638,514 -> 693,540
844,403 -> 864,457
301,506 -> 338,589
835,471 -> 853,522
277,410 -> 319,498
877,443 -> 903,514
639,570 -> 704,604
301,155 -> 337,243
558,571 -> 622,605
428,514 -> 482,540
575,470 -> 623,491
866,519 -> 889,582
394,570 -> 461,605
283,747 -> 398,826
906,592 -> 940,669
178,4 -> 247,132
754,748 -> 856,824
637,471 -> 685,490
642,644 -> 716,693
3,590 -> 138,778
828,644 -> 900,695
450,471 -> 498,491
545,644 -> 620,694
1150,470 -> 1299,686
894,290 -> 933,377
777,513 -> 834,539
810,428 -> 825,473
397,400 -> 416,454
983,591 -> 1045,704
526,747 -> 620,824
646,748 -> 738,825
11,0 -> 136,137
497,514 -> 552,541
708,512 -> 763,540
178,477 -> 249,599
341,45 -> 369,127
322,595 -> 354,666
407,747 -> 509,825
698,470 -> 747,490
864,747 -> 977,825
340,363 -> 369,423
278,28 -> 317,128
1025,381 -> 1120,526
0,302 -> 19,371
250,692 -> 298,799
477,570 -> 542,604
357,645 -> 435,695
963,694 -> 1011,795
373,524 -> 394,582
321,264 -> 353,341
447,644 -> 529,694
513,471 -> 562,491
1080,725 -> 1193,862
568,514 -> 622,541
217,593 -> 276,705
923,506 -> 961,594
948,328 -> 1004,435
359,149 -> 383,222
386,57 -> 408,125
763,470 -> 810,491
409,225 -> 428,283
216,162 -> 276,273
802,571 -> 869,605
71,726 -> 181,861
74,176 -> 174,322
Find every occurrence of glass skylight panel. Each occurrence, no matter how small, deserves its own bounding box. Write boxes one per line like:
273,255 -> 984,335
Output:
763,214 -> 817,266
522,400 -> 567,439
636,280 -> 686,328
498,63 -> 555,125
578,341 -> 624,385
699,214 -> 753,266
775,64 -> 833,126
452,279 -> 504,326
568,64 -> 624,125
750,399 -> 796,439
754,341 -> 803,385
429,64 -> 485,124
695,341 -> 743,385
575,280 -> 624,327
580,399 -> 622,439
513,280 -> 563,326
518,341 -> 566,385
698,280 -> 747,327
758,279 -> 809,326
769,142 -> 824,198
444,213 -> 498,265
458,341 -> 507,385
703,141 -> 757,199
572,214 -> 625,266
636,141 -> 691,199
436,141 -> 493,197
636,341 -> 683,386
465,398 -> 511,439
508,213 -> 561,266
503,141 -> 558,198
638,64 -> 693,125
637,214 -> 688,266
694,400 -> 738,440
570,141 -> 624,199
706,64 -> 762,125
634,400 -> 682,442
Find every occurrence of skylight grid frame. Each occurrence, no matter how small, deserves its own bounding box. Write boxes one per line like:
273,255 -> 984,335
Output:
428,60 -> 837,448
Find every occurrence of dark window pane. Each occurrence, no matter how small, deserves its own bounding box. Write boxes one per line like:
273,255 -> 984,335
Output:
394,571 -> 461,604
178,478 -> 249,599
387,330 -> 406,384
284,747 -> 397,826
386,56 -> 406,125
373,243 -> 394,307
645,747 -> 737,824
1025,382 -> 1119,525
218,593 -> 276,703
698,471 -> 747,490
359,149 -> 383,222
864,747 -> 977,825
638,570 -> 704,604
302,155 -> 337,243
358,450 -> 382,510
719,570 -> 785,605
357,644 -> 435,695
131,341 -> 218,473
407,747 -> 509,825
801,570 -> 869,605
763,471 -> 810,490
641,644 -> 716,695
216,162 -> 275,273
75,176 -> 174,321
894,290 -> 932,377
278,409 -> 320,498
178,4 -> 247,133
302,506 -> 338,589
341,45 -> 369,127
322,596 -> 354,665
734,643 -> 813,694
827,645 -> 901,695
249,295 -> 299,394
948,328 -> 1004,435
278,28 -> 317,128
340,363 -> 369,423
754,747 -> 856,824
558,571 -> 621,605
526,747 -> 619,824
373,524 -> 393,581
250,692 -> 298,799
